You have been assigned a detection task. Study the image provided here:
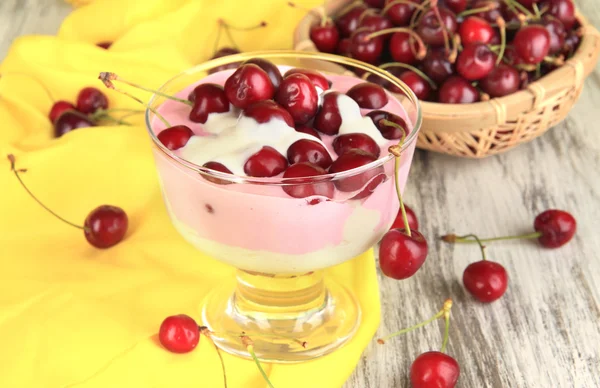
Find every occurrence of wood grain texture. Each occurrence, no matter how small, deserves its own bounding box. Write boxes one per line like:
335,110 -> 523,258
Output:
1,1 -> 599,388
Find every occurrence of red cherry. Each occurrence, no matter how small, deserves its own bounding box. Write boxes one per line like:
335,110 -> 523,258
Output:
439,76 -> 480,104
367,110 -> 408,140
359,13 -> 393,32
49,100 -> 76,123
275,74 -> 318,125
244,146 -> 288,177
474,0 -> 502,24
410,351 -> 460,388
422,48 -> 454,83
379,229 -> 428,280
545,0 -> 576,30
562,31 -> 581,57
188,83 -> 230,123
157,125 -> 194,150
242,58 -> 283,90
480,64 -> 520,98
459,16 -> 495,45
445,0 -> 468,13
534,209 -> 577,248
243,100 -> 295,128
202,161 -> 233,185
96,41 -> 112,49
209,47 -> 241,74
76,87 -> 108,114
503,45 -> 526,67
282,162 -> 335,199
314,92 -> 342,136
456,43 -> 496,81
398,71 -> 431,100
540,16 -> 567,55
54,112 -> 94,137
416,8 -> 458,46
389,32 -> 419,64
501,2 -> 521,26
287,139 -> 333,169
335,5 -> 368,37
463,260 -> 508,303
513,25 -> 551,65
84,205 -> 128,249
383,0 -> 417,26
346,82 -> 388,109
349,29 -> 384,64
295,125 -> 321,139
158,314 -> 200,354
390,204 -> 419,230
329,149 -> 382,193
283,68 -> 330,91
333,133 -> 380,158
224,64 -> 275,109
310,20 -> 340,53
337,38 -> 352,56
364,0 -> 385,7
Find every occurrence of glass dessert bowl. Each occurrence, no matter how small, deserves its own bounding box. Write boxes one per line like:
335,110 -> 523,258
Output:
145,50 -> 422,363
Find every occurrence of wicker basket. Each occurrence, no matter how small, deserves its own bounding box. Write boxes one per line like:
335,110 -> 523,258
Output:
293,0 -> 600,158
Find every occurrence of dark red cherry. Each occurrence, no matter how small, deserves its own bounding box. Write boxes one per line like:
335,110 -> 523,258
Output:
410,351 -> 460,388
209,47 -> 241,74
337,38 -> 352,55
346,82 -> 388,109
275,73 -> 318,125
282,162 -> 335,199
242,58 -> 283,90
244,146 -> 288,177
314,92 -> 342,135
503,45 -> 526,66
364,0 -> 385,8
389,32 -> 419,64
534,209 -> 577,248
333,133 -> 380,158
360,13 -> 393,32
243,100 -> 295,128
444,0 -> 468,13
439,76 -> 480,104
158,315 -> 200,354
188,83 -> 230,123
379,228 -> 428,280
383,0 -> 417,26
480,64 -> 520,98
463,260 -> 508,303
287,139 -> 333,169
310,20 -> 340,53
416,7 -> 458,46
562,31 -> 581,57
349,29 -> 384,64
295,125 -> 321,139
157,125 -> 194,150
76,87 -> 108,114
54,112 -> 94,137
517,0 -> 536,7
84,205 -> 128,249
398,71 -> 431,100
459,16 -> 495,45
96,41 -> 112,49
456,43 -> 496,80
545,0 -> 576,30
329,149 -> 381,193
49,100 -> 76,123
367,110 -> 408,140
474,0 -> 502,24
390,204 -> 419,230
540,16 -> 567,55
202,161 -> 233,185
422,48 -> 454,83
284,68 -> 330,91
224,64 -> 275,109
336,5 -> 368,37
513,25 -> 551,65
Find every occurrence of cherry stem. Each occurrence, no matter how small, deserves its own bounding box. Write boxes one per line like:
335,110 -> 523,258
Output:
0,72 -> 55,102
366,28 -> 427,61
380,62 -> 438,90
409,0 -> 431,29
544,55 -> 565,66
457,3 -> 499,18
457,234 -> 487,261
532,2 -> 542,19
199,327 -> 228,388
440,300 -> 452,353
7,154 -> 86,231
336,0 -> 363,18
95,114 -> 131,126
496,17 -> 507,65
98,72 -> 192,106
358,8 -> 377,25
442,232 -> 542,245
383,120 -> 410,236
382,0 -> 428,17
431,3 -> 451,56
504,0 -> 535,19
241,336 -> 275,388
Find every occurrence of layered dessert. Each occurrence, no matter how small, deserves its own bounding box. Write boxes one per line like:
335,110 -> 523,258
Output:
149,59 -> 418,274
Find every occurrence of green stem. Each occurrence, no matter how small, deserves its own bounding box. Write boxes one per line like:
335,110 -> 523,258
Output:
457,4 -> 498,18
117,79 -> 192,106
378,310 -> 444,343
380,62 -> 437,89
432,4 -> 451,55
496,18 -> 506,65
453,234 -> 487,261
214,344 -> 228,388
95,113 -> 130,126
247,345 -> 275,388
382,0 -> 428,16
440,308 -> 451,353
532,2 -> 542,19
450,232 -> 542,244
504,0 -> 534,18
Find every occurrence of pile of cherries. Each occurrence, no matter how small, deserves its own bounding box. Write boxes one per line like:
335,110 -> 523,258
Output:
305,0 -> 581,103
49,87 -> 110,137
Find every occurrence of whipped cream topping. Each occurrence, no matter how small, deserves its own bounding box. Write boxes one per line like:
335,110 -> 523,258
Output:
335,93 -> 388,146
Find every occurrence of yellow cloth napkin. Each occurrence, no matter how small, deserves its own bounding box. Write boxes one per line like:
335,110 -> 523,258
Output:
0,1 -> 382,387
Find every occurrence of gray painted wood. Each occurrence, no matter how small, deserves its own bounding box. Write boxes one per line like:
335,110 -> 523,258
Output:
1,1 -> 598,387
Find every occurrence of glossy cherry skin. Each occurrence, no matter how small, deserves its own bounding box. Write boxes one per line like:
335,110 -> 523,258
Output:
474,0 -> 502,24
287,139 -> 333,169
389,32 -> 419,64
439,76 -> 480,104
456,43 -> 496,81
337,38 -> 352,56
333,133 -> 380,158
463,260 -> 508,303
398,71 -> 431,100
244,146 -> 288,177
54,112 -> 94,137
157,125 -> 194,150
359,13 -> 393,33
76,87 -> 108,114
243,100 -> 295,128
410,351 -> 460,388
275,73 -> 318,125
367,110 -> 408,139
445,0 -> 468,13
390,204 -> 419,230
209,47 -> 241,74
513,25 -> 551,65
202,161 -> 233,185
480,64 -> 520,98
383,0 -> 417,26
310,21 -> 340,53
329,149 -> 381,193
459,16 -> 495,45
503,45 -> 526,67
284,68 -> 330,91
379,229 -> 428,280
84,205 -> 128,248
49,100 -> 76,123
349,29 -> 384,64
534,209 -> 577,248
282,162 -> 335,199
314,92 -> 342,135
422,48 -> 454,83
335,5 -> 367,37
540,16 -> 567,55
346,82 -> 388,109
188,83 -> 230,123
545,0 -> 576,30
242,58 -> 283,90
158,315 -> 200,354
224,64 -> 275,109
417,7 -> 458,46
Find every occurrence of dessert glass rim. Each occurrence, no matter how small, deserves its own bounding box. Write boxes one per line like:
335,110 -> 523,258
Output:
144,50 -> 422,186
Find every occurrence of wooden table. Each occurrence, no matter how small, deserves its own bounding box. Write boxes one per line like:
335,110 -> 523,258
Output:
2,1 -> 599,387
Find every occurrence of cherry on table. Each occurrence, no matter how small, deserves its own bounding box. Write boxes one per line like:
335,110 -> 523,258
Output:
439,76 -> 480,104
456,43 -> 496,81
158,314 -> 200,353
545,0 -> 576,30
333,133 -> 380,158
346,82 -> 388,109
398,70 -> 432,100
390,204 -> 419,230
188,83 -> 230,123
242,58 -> 283,90
480,64 -> 520,98
513,25 -> 551,65
367,110 -> 408,140
243,100 -> 295,127
534,209 -> 577,248
244,146 -> 288,177
379,228 -> 428,280
349,28 -> 384,64
359,13 -> 393,33
335,4 -> 367,37
310,20 -> 340,53
76,87 -> 108,114
49,100 -> 76,123
314,92 -> 342,136
283,68 -> 330,91
416,7 -> 458,46
282,162 -> 335,199
275,73 -> 318,125
202,161 -> 234,185
328,149 -> 382,194
383,0 -> 417,26
157,125 -> 194,150
410,351 -> 460,388
463,260 -> 508,303
287,139 -> 333,169
459,16 -> 495,45
54,111 -> 94,137
422,48 -> 454,84
84,205 -> 129,249
224,63 -> 275,109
